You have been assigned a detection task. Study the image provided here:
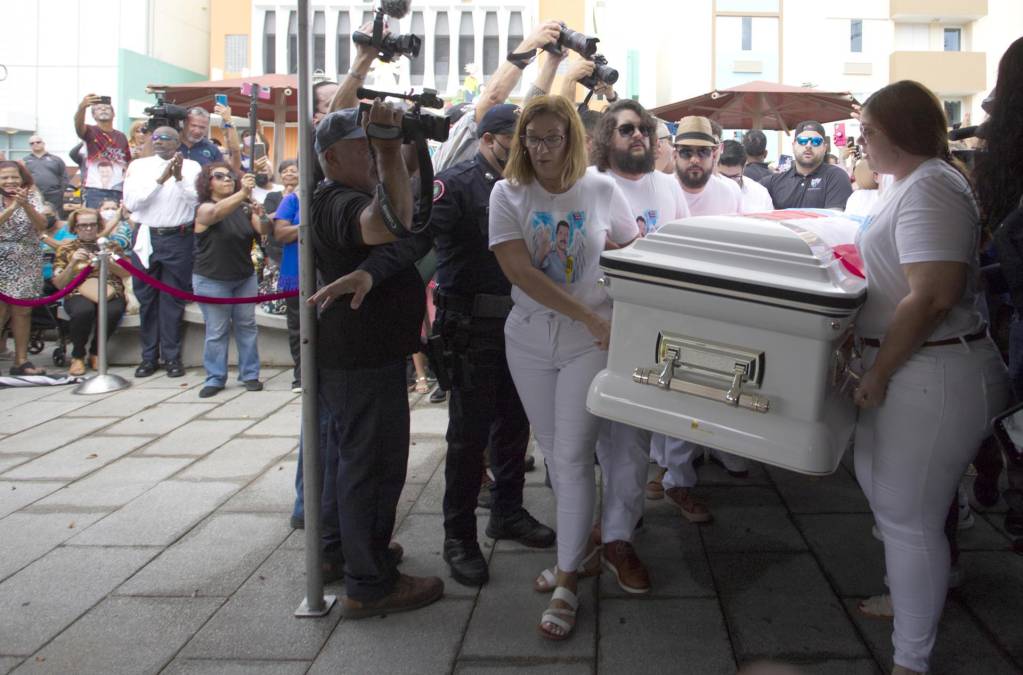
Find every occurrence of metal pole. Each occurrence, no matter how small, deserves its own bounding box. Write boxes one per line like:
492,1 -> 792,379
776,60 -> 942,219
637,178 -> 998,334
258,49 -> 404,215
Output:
74,238 -> 130,395
294,0 -> 335,618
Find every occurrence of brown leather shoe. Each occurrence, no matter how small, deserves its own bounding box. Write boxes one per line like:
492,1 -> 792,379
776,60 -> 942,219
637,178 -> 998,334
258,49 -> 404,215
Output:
665,487 -> 713,523
340,573 -> 444,619
602,540 -> 650,594
68,358 -> 86,376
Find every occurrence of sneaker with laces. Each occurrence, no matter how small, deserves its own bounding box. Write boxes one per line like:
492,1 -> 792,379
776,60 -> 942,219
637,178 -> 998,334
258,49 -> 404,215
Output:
602,540 -> 651,594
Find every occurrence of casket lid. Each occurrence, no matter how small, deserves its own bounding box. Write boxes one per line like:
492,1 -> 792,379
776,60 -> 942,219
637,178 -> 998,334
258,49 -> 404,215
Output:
601,210 -> 866,312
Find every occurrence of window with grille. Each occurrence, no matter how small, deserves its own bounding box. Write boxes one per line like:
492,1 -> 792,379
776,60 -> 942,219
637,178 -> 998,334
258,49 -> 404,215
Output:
287,11 -> 298,74
741,16 -> 752,51
263,11 -> 276,73
410,11 -> 425,86
458,12 -> 474,84
336,11 -> 351,75
483,12 -> 499,77
507,11 -> 524,55
225,34 -> 249,72
850,19 -> 862,53
313,11 -> 326,71
435,12 -> 450,92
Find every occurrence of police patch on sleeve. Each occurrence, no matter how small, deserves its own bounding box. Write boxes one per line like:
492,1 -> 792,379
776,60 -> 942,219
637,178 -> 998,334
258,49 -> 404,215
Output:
432,179 -> 445,203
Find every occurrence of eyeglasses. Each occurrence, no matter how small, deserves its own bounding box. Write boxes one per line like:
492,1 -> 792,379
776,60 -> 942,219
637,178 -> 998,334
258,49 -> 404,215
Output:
152,134 -> 176,142
720,171 -> 744,185
521,134 -> 565,150
76,222 -> 99,229
795,136 -> 825,147
674,145 -> 714,160
211,173 -> 235,182
616,123 -> 653,138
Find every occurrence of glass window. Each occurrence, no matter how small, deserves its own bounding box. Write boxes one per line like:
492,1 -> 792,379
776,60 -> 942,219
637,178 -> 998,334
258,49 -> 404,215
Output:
507,12 -> 524,55
458,12 -> 474,85
850,19 -> 862,53
944,27 -> 961,52
287,10 -> 297,74
336,12 -> 351,75
483,12 -> 499,77
225,35 -> 249,72
434,12 -> 450,92
410,11 -> 425,86
263,11 -> 276,73
944,100 -> 962,126
741,17 -> 752,51
313,11 -> 326,72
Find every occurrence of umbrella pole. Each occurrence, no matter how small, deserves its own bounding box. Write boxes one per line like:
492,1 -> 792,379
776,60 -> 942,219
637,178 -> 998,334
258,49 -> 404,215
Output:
293,0 -> 334,619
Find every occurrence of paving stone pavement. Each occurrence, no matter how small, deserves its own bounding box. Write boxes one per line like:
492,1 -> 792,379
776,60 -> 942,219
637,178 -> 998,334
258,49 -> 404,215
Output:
1,367 -> 1021,675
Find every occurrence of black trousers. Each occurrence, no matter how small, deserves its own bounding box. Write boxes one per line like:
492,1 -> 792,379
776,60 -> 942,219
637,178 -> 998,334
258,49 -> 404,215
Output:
285,295 -> 300,382
319,360 -> 409,602
441,315 -> 530,541
64,294 -> 126,359
134,230 -> 193,363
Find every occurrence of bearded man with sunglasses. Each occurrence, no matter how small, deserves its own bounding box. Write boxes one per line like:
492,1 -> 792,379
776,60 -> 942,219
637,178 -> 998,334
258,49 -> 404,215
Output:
429,103 -> 556,588
760,120 -> 852,210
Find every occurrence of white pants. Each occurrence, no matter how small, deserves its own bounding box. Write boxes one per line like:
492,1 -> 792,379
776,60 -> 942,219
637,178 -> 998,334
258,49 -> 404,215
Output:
505,309 -> 607,572
595,421 -> 650,542
656,436 -> 749,489
854,340 -> 1009,672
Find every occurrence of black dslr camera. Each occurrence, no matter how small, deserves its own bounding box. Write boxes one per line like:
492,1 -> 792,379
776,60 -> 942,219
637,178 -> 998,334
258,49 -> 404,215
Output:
352,1 -> 421,63
144,94 -> 189,132
356,87 -> 450,144
544,23 -> 619,91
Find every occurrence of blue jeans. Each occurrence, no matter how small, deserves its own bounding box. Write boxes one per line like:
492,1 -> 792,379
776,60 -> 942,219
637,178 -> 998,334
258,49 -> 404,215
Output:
192,273 -> 260,387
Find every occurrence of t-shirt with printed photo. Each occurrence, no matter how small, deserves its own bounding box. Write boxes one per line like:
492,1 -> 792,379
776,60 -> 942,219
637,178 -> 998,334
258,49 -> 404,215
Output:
592,166 -> 690,236
82,125 -> 131,191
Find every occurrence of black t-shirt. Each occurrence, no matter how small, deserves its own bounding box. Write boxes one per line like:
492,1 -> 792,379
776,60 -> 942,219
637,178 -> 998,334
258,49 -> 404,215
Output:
193,206 -> 257,280
311,181 -> 426,370
24,153 -> 66,198
760,162 -> 852,210
743,161 -> 770,183
430,154 -> 511,298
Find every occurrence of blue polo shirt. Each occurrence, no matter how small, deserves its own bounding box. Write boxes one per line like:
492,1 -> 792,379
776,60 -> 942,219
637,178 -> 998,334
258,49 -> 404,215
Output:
178,138 -> 223,166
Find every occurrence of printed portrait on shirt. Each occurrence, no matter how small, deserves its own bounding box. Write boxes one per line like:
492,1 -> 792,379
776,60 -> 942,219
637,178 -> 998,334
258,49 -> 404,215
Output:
83,127 -> 129,190
529,210 -> 588,285
635,208 -> 659,236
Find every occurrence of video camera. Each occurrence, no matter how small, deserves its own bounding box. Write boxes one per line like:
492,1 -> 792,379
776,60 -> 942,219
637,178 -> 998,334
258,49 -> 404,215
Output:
544,23 -> 619,91
356,87 -> 450,144
144,94 -> 189,133
352,1 -> 421,63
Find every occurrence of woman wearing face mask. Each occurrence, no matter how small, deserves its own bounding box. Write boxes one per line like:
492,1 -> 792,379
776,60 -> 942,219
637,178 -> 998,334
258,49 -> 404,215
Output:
52,208 -> 130,375
852,80 -> 1011,675
0,160 -> 49,375
489,96 -> 638,640
192,162 -> 272,398
97,198 -> 134,251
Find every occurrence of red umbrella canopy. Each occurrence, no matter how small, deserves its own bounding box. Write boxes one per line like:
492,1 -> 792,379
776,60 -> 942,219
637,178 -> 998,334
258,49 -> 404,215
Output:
651,80 -> 858,131
148,74 -> 299,123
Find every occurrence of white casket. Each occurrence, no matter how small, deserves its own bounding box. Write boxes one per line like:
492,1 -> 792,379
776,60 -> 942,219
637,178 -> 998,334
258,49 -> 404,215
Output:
586,211 -> 867,475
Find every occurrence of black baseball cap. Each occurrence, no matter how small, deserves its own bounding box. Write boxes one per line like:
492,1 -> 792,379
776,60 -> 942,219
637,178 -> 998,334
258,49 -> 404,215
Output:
314,108 -> 366,154
793,120 -> 827,138
476,104 -> 521,138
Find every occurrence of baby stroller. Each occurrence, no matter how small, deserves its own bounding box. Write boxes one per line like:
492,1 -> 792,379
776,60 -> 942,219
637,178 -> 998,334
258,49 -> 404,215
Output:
28,277 -> 71,368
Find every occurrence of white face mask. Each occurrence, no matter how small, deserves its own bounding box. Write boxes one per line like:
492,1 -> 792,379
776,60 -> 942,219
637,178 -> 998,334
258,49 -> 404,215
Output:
100,209 -> 118,221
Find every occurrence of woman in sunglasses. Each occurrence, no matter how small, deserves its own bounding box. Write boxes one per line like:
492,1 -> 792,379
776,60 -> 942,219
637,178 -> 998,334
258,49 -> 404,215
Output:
192,162 -> 272,398
489,95 -> 638,641
852,81 -> 1010,674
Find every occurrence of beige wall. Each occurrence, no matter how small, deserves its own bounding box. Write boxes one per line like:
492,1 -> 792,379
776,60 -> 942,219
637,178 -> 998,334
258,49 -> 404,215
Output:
890,0 -> 988,21
210,0 -> 252,79
151,0 -> 211,77
889,50 -> 986,96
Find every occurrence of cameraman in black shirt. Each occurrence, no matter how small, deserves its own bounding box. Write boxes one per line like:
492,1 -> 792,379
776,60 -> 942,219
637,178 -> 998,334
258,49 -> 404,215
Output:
307,103 -> 441,618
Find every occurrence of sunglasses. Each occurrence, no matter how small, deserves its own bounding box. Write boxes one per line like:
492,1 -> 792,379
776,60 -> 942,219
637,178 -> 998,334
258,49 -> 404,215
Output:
152,134 -> 176,142
521,134 -> 565,150
674,145 -> 714,160
795,136 -> 825,147
616,123 -> 653,138
211,173 -> 235,182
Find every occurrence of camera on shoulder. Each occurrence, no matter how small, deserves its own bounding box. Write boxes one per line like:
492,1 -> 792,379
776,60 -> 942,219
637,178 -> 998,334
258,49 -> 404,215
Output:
144,94 -> 189,133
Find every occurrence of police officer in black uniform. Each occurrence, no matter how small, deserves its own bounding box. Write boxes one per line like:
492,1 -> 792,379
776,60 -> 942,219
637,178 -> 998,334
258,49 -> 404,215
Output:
429,104 -> 555,586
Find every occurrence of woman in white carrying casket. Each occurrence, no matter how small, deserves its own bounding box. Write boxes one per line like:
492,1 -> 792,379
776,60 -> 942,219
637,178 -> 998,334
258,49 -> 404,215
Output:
489,95 -> 638,641
853,80 -> 1010,675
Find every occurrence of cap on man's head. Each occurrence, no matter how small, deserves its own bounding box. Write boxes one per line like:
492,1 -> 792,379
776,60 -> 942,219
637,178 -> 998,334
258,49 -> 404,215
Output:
793,120 -> 827,139
314,108 -> 366,154
674,117 -> 717,147
477,104 -> 521,138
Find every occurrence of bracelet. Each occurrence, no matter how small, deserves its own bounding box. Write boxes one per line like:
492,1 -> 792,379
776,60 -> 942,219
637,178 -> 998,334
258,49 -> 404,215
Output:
347,70 -> 366,82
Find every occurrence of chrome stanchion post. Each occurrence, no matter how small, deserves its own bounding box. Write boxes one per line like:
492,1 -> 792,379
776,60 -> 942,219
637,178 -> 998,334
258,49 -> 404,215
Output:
74,237 -> 130,395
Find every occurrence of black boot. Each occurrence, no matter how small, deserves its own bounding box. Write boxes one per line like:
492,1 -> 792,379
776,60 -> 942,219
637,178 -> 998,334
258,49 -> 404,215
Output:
443,539 -> 489,586
485,508 -> 555,548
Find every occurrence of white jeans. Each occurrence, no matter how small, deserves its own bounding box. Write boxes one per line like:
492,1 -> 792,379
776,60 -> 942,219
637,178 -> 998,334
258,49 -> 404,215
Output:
854,339 -> 1009,672
505,309 -> 607,572
656,437 -> 749,489
596,421 -> 650,542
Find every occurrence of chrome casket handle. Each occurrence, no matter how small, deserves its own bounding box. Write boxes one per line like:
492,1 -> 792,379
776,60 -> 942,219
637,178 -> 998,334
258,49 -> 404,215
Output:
633,363 -> 770,414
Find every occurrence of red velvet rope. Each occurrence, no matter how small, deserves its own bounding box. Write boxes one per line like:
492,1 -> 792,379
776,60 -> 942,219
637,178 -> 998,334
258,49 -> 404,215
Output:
0,266 -> 95,307
114,256 -> 299,304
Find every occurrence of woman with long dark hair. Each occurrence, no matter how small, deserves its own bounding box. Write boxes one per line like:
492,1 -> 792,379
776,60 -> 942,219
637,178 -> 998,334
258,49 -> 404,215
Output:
852,80 -> 1010,674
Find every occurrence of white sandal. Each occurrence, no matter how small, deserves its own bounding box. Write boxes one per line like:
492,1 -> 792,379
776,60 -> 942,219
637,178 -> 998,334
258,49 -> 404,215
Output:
538,586 -> 578,641
533,545 -> 601,593
857,593 -> 894,619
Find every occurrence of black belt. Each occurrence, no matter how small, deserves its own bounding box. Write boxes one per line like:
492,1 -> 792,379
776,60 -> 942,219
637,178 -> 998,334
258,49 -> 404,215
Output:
434,291 -> 513,319
861,327 -> 988,349
149,224 -> 194,236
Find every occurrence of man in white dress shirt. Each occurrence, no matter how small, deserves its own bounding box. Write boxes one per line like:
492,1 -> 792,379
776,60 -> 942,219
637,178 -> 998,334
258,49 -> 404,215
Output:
122,126 -> 201,378
718,139 -> 775,213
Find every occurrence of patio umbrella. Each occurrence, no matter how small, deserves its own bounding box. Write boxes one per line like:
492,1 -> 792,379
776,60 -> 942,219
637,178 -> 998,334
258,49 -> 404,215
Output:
651,80 -> 857,132
147,74 -> 300,164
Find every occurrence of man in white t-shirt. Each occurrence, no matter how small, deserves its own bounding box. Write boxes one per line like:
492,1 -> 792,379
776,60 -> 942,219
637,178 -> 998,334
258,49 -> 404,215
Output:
658,116 -> 749,523
718,139 -> 775,213
588,100 -> 691,594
